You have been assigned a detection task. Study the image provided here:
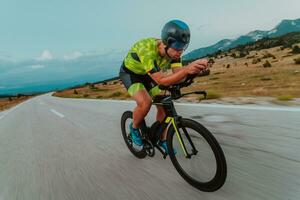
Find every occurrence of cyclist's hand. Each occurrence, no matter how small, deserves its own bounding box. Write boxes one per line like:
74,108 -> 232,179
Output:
186,59 -> 208,75
192,59 -> 209,68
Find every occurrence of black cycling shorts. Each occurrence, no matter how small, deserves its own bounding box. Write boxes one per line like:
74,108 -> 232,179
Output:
119,62 -> 161,97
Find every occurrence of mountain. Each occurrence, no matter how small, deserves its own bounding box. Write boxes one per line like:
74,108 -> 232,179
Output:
184,18 -> 300,60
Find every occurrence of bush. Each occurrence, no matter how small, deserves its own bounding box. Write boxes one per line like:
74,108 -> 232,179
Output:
294,57 -> 300,64
252,58 -> 260,64
262,53 -> 276,59
263,60 -> 272,68
208,58 -> 215,64
201,90 -> 222,100
83,94 -> 89,97
89,83 -> 96,89
73,89 -> 78,94
239,51 -> 249,58
277,95 -> 294,101
292,45 -> 300,54
197,69 -> 210,76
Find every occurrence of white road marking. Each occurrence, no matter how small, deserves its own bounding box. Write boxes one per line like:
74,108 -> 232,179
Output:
50,109 -> 65,118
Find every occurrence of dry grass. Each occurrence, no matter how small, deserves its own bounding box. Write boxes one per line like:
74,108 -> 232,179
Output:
53,45 -> 300,100
0,96 -> 33,112
54,80 -> 131,100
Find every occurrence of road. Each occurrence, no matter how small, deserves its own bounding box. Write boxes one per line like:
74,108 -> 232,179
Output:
0,93 -> 299,200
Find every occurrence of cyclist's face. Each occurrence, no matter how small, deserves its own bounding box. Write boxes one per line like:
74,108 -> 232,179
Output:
167,48 -> 183,60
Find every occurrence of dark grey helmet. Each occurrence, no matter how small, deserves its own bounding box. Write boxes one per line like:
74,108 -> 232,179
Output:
161,20 -> 190,50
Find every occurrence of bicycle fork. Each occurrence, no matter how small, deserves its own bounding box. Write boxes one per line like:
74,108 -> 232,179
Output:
165,117 -> 198,159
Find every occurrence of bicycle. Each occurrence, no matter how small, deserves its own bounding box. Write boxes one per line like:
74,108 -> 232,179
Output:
121,74 -> 227,192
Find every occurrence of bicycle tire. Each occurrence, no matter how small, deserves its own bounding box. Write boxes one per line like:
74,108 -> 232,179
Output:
121,111 -> 147,159
167,118 -> 227,192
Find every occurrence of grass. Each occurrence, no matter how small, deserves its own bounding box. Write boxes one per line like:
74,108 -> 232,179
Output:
109,91 -> 122,97
0,96 -> 33,112
277,95 -> 294,101
199,90 -> 221,101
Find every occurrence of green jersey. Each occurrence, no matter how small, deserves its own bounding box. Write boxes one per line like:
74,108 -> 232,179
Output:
124,38 -> 182,75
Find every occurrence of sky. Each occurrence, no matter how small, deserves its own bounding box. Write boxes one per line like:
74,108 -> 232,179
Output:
1,0 -> 300,61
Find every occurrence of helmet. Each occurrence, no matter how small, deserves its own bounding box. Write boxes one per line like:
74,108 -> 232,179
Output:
161,20 -> 190,50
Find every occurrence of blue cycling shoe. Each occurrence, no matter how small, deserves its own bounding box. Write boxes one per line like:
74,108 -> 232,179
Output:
158,140 -> 177,155
129,122 -> 143,146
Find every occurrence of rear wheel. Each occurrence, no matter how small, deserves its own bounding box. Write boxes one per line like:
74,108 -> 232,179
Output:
167,118 -> 227,192
121,111 -> 147,158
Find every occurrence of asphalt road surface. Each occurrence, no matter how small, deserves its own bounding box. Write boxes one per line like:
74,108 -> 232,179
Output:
0,93 -> 299,200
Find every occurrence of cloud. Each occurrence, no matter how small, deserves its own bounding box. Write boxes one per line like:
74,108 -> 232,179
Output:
63,51 -> 83,60
29,64 -> 45,69
37,49 -> 53,61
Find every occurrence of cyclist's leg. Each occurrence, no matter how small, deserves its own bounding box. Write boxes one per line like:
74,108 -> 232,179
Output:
119,63 -> 152,129
132,89 -> 152,128
156,105 -> 168,140
156,105 -> 166,122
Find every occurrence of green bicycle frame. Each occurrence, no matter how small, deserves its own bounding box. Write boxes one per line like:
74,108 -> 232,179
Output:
165,117 -> 188,157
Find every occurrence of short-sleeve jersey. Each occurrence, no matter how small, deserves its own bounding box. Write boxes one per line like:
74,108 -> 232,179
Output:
124,38 -> 182,75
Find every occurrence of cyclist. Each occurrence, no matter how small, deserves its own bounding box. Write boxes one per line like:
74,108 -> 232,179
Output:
119,19 -> 208,154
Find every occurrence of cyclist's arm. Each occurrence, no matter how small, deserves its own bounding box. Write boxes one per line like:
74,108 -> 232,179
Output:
171,67 -> 186,84
148,69 -> 188,86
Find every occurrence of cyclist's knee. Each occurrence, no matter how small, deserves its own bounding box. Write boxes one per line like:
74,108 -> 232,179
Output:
137,98 -> 151,112
133,90 -> 152,112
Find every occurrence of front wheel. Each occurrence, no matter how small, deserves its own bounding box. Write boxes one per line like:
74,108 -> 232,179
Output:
121,111 -> 147,159
167,118 -> 227,192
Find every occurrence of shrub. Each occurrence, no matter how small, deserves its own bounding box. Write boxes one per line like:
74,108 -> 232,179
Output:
263,60 -> 272,68
73,89 -> 78,94
199,90 -> 221,100
277,95 -> 293,101
83,94 -> 89,97
294,57 -> 300,64
208,58 -> 215,64
260,77 -> 273,81
197,69 -> 210,76
262,53 -> 276,59
292,45 -> 300,54
239,51 -> 249,58
89,83 -> 96,89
